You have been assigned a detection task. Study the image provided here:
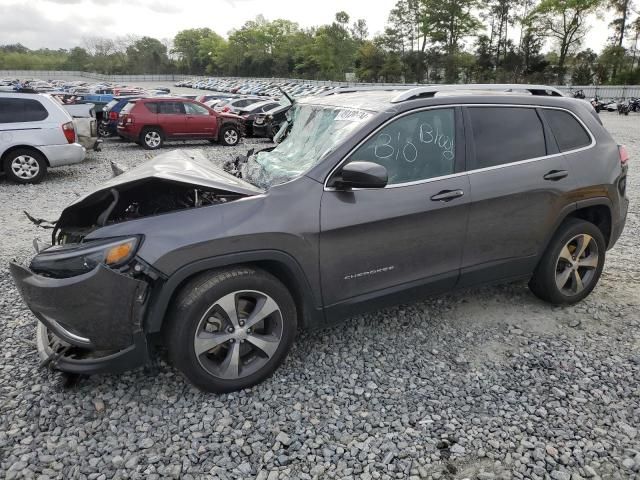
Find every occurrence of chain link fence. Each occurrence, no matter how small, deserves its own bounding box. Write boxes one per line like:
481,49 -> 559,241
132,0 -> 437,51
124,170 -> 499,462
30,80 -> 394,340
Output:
2,71 -> 639,99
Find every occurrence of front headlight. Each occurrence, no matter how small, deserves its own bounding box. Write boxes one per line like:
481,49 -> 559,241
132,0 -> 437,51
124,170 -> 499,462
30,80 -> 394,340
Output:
30,237 -> 140,278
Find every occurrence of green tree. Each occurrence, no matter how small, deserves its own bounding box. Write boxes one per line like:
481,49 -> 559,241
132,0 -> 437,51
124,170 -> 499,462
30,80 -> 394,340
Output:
609,0 -> 634,47
356,40 -> 385,81
173,28 -> 216,73
64,47 -> 91,71
529,0 -> 604,81
126,37 -> 169,74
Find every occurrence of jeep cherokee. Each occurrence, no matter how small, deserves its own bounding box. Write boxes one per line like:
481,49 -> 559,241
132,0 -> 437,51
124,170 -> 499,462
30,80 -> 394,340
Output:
10,84 -> 629,392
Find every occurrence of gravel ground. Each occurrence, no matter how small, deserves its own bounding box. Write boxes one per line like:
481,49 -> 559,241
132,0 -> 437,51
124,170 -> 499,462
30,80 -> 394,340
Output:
0,114 -> 639,480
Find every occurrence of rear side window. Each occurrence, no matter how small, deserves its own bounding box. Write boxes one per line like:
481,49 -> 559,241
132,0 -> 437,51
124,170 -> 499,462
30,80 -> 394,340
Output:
542,109 -> 592,152
0,98 -> 49,123
121,102 -> 136,114
158,102 -> 185,114
468,107 -> 546,169
144,102 -> 159,114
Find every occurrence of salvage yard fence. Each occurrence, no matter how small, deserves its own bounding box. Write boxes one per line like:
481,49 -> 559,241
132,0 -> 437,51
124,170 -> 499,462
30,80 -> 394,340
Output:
2,70 -> 640,100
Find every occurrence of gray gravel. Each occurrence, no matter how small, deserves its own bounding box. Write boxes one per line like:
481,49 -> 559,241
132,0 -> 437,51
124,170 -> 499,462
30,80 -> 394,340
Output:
1,114 -> 639,480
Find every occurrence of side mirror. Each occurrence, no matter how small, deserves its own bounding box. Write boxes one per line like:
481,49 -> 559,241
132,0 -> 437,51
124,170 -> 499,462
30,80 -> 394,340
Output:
335,161 -> 388,189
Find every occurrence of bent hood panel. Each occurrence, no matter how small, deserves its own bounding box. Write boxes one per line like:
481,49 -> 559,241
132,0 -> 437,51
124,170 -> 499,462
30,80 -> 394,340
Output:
69,149 -> 263,209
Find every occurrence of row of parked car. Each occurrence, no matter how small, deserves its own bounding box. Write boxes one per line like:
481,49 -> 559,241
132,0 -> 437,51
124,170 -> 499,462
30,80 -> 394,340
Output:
175,78 -> 333,98
0,80 -> 297,183
101,92 -> 292,149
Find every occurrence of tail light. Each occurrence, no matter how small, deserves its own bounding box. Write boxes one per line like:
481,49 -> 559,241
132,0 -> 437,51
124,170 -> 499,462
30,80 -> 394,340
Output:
619,145 -> 629,165
62,122 -> 75,144
109,111 -> 118,120
222,106 -> 230,113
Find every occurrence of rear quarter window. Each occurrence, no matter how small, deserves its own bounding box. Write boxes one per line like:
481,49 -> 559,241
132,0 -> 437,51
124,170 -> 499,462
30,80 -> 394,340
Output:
542,109 -> 592,152
120,102 -> 136,114
468,107 -> 547,169
144,102 -> 159,114
0,98 -> 49,123
104,100 -> 118,111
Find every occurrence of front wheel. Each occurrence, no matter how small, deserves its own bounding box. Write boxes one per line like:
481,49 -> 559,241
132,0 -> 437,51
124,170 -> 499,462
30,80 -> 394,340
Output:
219,126 -> 240,146
529,218 -> 606,305
165,267 -> 297,392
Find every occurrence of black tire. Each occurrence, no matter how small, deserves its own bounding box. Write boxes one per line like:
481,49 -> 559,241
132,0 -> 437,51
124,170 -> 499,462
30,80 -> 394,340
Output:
97,123 -> 112,138
165,266 -> 297,393
2,148 -> 48,184
140,127 -> 164,150
529,218 -> 606,305
219,125 -> 240,146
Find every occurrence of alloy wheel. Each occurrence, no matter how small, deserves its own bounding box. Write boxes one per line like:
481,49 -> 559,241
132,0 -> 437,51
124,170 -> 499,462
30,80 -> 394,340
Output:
193,290 -> 283,380
555,234 -> 599,295
98,123 -> 112,137
144,131 -> 161,148
224,129 -> 238,145
10,155 -> 40,180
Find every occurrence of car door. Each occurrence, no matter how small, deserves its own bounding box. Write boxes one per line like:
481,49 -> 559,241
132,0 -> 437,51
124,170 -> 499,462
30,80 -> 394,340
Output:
320,107 -> 470,312
158,101 -> 186,138
184,102 -> 216,138
458,105 -> 575,287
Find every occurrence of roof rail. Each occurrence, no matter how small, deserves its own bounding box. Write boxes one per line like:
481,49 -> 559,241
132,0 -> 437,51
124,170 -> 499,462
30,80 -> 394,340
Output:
317,85 -> 415,97
390,84 -> 564,103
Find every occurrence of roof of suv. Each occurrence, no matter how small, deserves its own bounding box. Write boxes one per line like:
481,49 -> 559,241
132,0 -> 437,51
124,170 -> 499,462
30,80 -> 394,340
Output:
298,84 -> 569,113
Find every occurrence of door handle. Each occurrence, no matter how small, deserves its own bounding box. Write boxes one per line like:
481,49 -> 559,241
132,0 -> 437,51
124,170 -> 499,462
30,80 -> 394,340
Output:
430,189 -> 464,202
544,170 -> 568,181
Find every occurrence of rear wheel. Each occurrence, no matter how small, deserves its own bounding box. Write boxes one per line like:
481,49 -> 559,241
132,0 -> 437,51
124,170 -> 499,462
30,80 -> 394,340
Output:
97,122 -> 112,137
141,128 -> 164,150
3,148 -> 47,184
219,126 -> 240,146
529,218 -> 606,305
165,267 -> 297,392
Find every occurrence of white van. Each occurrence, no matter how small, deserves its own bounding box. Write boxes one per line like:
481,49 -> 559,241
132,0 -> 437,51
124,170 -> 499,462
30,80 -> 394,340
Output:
0,93 -> 86,183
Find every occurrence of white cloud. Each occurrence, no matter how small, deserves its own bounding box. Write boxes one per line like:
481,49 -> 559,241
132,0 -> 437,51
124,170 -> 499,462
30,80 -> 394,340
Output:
0,0 -> 615,53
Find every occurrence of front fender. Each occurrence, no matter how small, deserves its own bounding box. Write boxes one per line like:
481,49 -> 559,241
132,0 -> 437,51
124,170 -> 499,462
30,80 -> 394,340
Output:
144,249 -> 323,333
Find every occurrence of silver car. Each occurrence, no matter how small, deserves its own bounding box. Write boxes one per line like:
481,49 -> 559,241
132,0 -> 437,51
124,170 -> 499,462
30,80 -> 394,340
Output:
0,92 -> 86,183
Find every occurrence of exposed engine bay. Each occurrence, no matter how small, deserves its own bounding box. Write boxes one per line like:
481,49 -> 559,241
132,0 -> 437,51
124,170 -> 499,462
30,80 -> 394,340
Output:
49,150 -> 263,245
54,179 -> 244,244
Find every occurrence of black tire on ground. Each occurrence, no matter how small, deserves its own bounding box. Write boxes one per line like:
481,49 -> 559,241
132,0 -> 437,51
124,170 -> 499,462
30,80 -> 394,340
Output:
140,127 -> 164,150
219,125 -> 240,146
97,123 -> 112,137
164,266 -> 297,393
529,218 -> 606,305
2,148 -> 48,184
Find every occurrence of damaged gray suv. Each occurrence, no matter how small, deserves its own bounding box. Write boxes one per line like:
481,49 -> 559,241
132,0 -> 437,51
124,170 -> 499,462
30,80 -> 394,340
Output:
10,85 -> 629,392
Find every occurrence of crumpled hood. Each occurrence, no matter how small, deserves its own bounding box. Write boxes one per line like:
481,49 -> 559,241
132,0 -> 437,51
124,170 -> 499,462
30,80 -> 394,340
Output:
69,149 -> 263,209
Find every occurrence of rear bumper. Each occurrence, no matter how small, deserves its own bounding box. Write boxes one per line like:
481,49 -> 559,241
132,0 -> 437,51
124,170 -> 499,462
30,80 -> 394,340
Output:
610,195 -> 629,249
9,262 -> 150,374
117,125 -> 139,140
39,143 -> 85,167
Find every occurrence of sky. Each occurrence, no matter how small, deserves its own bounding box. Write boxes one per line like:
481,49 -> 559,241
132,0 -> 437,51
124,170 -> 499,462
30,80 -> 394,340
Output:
0,0 -> 613,53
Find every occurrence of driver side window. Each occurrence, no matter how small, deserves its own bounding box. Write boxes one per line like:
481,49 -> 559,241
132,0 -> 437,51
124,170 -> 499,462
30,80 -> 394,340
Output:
348,108 -> 455,185
184,103 -> 210,115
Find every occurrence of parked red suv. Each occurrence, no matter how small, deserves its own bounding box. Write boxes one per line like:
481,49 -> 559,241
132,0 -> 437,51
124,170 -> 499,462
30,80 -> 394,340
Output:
117,97 -> 244,150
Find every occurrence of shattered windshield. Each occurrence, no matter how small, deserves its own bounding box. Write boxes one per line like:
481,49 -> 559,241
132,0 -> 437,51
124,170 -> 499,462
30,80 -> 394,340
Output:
240,104 -> 372,188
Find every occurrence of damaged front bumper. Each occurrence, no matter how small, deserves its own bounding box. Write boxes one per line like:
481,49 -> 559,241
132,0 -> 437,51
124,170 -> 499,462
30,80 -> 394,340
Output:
9,262 -> 150,374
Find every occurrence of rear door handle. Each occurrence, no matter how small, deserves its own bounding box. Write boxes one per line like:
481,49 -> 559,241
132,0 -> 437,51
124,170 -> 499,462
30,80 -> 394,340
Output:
430,189 -> 464,202
544,170 -> 568,181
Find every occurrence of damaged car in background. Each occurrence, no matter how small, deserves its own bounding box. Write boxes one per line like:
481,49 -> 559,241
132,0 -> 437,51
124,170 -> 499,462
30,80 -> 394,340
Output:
10,85 -> 628,392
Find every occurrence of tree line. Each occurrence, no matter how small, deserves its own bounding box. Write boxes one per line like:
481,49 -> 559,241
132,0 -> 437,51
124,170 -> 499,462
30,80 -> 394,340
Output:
1,0 -> 639,85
